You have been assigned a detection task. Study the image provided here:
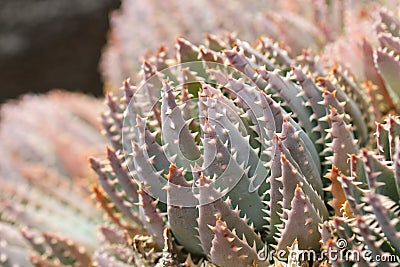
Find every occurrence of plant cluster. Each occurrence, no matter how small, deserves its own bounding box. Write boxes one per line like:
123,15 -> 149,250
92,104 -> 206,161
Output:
0,1 -> 400,267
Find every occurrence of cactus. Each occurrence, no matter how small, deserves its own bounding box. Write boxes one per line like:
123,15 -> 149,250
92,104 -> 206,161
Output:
1,1 -> 400,267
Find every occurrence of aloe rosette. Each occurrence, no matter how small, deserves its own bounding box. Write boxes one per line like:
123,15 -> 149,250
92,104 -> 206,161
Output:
90,13 -> 400,265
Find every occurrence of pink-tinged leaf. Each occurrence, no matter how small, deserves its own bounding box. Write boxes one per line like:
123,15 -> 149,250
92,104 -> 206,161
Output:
354,215 -> 391,261
257,67 -> 318,143
257,37 -> 294,68
361,149 -> 399,202
326,107 -> 358,177
332,66 -> 374,135
332,217 -> 356,248
107,147 -> 139,203
337,173 -> 366,217
20,166 -> 100,221
280,118 -> 322,195
161,80 -> 202,167
320,76 -> 368,145
224,46 -> 268,90
92,186 -> 139,233
97,225 -> 126,245
264,12 -> 323,55
176,37 -> 207,79
277,186 -> 322,251
379,10 -> 400,37
42,232 -> 92,267
279,152 -> 328,220
280,155 -> 299,213
292,66 -> 328,145
296,49 -> 325,76
196,171 -> 264,256
379,32 -> 400,53
30,255 -> 63,267
166,165 -> 203,255
199,46 -> 224,64
176,37 -> 200,63
131,142 -> 167,203
137,183 -> 165,249
366,192 -> 400,254
135,115 -> 170,175
375,49 -> 400,105
362,81 -> 382,122
205,33 -> 227,52
385,115 -> 400,162
94,252 -> 132,267
155,46 -> 169,71
21,227 -> 48,256
101,112 -> 121,151
90,157 -> 143,226
141,60 -> 162,127
362,40 -> 395,113
265,134 -> 283,242
209,218 -> 265,267
235,39 -> 276,70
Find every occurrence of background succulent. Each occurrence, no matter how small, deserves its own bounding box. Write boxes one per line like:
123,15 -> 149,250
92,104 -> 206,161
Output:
101,0 -> 395,91
1,1 -> 400,267
0,92 -> 106,266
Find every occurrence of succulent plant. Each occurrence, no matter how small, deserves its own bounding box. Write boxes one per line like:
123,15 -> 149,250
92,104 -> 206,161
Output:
0,92 -> 106,267
89,7 -> 400,267
101,0 -> 390,90
1,1 -> 400,267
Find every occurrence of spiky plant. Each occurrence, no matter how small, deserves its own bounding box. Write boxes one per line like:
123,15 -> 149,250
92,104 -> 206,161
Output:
0,92 -> 106,267
101,0 -> 390,90
89,8 -> 400,267
1,1 -> 400,267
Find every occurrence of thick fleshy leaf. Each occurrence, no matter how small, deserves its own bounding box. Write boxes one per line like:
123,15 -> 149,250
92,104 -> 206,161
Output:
224,46 -> 268,91
362,40 -> 394,113
41,232 -> 92,267
375,49 -> 400,105
195,171 -> 264,256
201,119 -> 267,231
137,183 -> 165,249
291,66 -> 328,148
203,88 -> 269,193
256,67 -> 318,143
131,142 -> 167,204
161,81 -> 202,169
107,147 -> 139,203
277,186 -> 322,251
279,118 -> 322,195
90,157 -> 142,226
361,149 -> 399,202
326,107 -> 358,177
166,165 -> 203,255
366,192 -> 400,254
209,218 -> 265,267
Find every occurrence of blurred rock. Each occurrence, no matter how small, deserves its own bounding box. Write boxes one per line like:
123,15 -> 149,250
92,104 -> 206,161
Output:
0,0 -> 120,103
